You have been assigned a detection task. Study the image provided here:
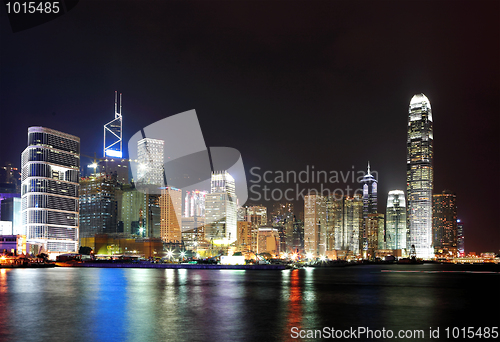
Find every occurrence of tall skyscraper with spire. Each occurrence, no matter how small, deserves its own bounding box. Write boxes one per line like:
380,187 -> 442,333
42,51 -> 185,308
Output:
406,93 -> 434,259
361,162 -> 377,252
103,91 -> 123,158
361,162 -> 378,216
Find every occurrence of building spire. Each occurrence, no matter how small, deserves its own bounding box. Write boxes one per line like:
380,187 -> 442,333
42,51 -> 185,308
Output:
367,161 -> 371,175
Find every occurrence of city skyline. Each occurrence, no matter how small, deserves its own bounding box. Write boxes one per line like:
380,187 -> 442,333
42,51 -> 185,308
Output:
0,1 -> 498,253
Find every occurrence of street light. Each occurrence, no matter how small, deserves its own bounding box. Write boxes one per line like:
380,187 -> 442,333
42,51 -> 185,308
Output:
166,249 -> 174,260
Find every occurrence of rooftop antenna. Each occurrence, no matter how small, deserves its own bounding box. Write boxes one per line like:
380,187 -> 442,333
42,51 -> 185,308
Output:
115,91 -> 122,118
104,91 -> 123,158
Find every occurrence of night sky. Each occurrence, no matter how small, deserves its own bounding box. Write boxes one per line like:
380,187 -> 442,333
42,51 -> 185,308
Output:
1,0 -> 498,253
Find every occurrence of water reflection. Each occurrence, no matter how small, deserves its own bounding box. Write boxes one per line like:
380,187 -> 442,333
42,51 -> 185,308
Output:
0,268 -> 11,340
282,269 -> 303,339
0,264 -> 497,342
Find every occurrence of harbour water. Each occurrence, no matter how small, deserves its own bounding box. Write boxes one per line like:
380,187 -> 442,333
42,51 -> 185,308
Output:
1,264 -> 498,341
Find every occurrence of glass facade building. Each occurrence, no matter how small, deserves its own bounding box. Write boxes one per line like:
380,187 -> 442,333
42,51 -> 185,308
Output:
205,171 -> 237,243
385,190 -> 407,250
326,195 -> 363,257
79,174 -> 121,239
432,190 -> 458,255
21,127 -> 80,255
361,162 -> 377,251
137,138 -> 164,188
304,192 -> 326,256
406,93 -> 434,259
103,91 -> 123,158
184,190 -> 207,218
160,187 -> 182,243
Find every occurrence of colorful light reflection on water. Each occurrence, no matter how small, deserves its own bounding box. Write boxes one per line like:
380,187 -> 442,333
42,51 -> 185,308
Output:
0,264 -> 498,342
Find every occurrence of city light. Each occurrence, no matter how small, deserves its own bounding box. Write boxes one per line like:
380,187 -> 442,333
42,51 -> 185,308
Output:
166,250 -> 174,259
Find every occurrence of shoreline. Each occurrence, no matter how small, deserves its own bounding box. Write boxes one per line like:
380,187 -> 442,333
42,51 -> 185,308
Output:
55,262 -> 287,270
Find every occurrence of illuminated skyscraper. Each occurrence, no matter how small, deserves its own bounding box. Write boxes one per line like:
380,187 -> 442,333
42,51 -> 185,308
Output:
160,187 -> 182,243
137,138 -> 164,187
121,187 -> 145,235
457,220 -> 464,256
257,227 -> 280,255
21,127 -> 80,255
103,91 -> 123,158
79,173 -> 120,238
432,190 -> 457,255
361,162 -> 378,216
304,191 -> 326,256
361,162 -> 377,251
327,195 -> 363,257
237,220 -> 253,253
385,190 -> 406,250
366,213 -> 383,257
184,190 -> 207,217
343,195 -> 363,256
406,93 -> 434,259
205,171 -> 237,243
245,205 -> 268,252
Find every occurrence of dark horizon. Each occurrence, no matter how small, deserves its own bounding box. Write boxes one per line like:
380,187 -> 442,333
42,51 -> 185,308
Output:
1,0 -> 498,253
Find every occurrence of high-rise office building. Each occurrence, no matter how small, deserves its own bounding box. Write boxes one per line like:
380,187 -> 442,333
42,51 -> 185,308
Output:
205,171 -> 237,243
291,219 -> 304,254
102,158 -> 129,185
241,205 -> 267,252
361,162 -> 378,216
386,190 -> 407,250
182,190 -> 206,250
121,187 -> 144,235
0,197 -> 22,235
21,127 -> 80,255
457,219 -> 464,256
343,195 -> 363,256
366,213 -> 383,257
432,190 -> 458,255
329,196 -> 344,251
304,191 -> 326,256
326,195 -> 364,257
361,162 -> 377,252
137,138 -> 164,187
270,202 -> 294,224
0,162 -> 21,193
160,187 -> 182,243
237,220 -> 253,253
184,190 -> 207,217
406,93 -> 434,259
103,91 -> 123,158
79,173 -> 120,238
245,206 -> 267,226
257,227 -> 280,255
144,193 -> 161,238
